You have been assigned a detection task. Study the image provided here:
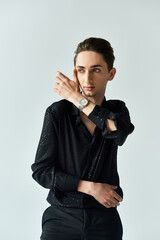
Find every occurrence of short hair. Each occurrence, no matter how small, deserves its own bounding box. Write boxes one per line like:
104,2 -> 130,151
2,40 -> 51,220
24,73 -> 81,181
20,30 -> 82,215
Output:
74,37 -> 115,71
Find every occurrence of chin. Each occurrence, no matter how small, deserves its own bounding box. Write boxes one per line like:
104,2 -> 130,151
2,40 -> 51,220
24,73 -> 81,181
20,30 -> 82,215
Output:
83,91 -> 96,97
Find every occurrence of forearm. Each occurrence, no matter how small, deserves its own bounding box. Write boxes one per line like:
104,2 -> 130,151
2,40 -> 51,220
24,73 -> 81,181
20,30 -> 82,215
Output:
77,179 -> 123,209
77,179 -> 94,195
72,95 -> 117,131
32,164 -> 80,192
106,119 -> 117,131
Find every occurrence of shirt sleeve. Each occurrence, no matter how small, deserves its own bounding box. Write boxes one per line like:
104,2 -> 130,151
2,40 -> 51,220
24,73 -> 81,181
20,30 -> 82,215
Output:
31,106 -> 80,192
88,100 -> 135,146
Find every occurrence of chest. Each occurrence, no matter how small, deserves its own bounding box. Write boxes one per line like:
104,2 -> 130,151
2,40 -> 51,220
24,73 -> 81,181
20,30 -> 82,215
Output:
80,113 -> 96,136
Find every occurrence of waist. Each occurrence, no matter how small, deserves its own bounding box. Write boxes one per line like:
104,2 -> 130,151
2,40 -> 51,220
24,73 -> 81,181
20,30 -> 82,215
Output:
46,186 -> 123,209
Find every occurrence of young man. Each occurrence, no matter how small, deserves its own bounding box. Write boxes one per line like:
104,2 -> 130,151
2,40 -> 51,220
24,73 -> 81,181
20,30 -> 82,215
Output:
31,37 -> 135,240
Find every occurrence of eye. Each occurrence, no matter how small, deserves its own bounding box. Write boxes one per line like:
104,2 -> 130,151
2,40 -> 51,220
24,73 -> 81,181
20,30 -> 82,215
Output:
77,69 -> 84,73
93,68 -> 100,72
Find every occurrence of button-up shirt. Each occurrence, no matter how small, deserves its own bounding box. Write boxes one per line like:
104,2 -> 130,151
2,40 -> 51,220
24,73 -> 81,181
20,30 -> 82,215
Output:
31,97 -> 134,208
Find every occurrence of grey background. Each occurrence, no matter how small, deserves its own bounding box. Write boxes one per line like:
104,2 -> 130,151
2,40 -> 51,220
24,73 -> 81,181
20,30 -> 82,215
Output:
0,0 -> 159,239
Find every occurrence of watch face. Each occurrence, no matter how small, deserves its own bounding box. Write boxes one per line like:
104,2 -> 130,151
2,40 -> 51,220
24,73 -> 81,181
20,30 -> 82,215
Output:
80,99 -> 88,106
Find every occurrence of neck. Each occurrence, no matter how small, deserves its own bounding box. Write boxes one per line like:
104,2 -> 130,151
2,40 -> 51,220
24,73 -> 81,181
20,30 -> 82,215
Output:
81,92 -> 105,106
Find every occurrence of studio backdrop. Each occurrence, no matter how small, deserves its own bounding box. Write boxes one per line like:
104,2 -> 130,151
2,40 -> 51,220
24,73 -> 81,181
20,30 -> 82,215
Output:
0,0 -> 159,239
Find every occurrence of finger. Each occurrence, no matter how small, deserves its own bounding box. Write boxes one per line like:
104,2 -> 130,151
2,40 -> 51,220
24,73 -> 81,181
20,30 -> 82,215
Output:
73,68 -> 79,85
112,192 -> 123,202
56,71 -> 68,80
107,200 -> 114,206
106,205 -> 112,208
54,82 -> 59,88
110,185 -> 118,190
55,76 -> 63,83
106,197 -> 119,206
110,197 -> 120,206
104,203 -> 112,208
53,88 -> 59,93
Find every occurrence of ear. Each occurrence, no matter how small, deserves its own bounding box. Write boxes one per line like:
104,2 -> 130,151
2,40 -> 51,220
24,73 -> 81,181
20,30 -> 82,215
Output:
108,68 -> 116,81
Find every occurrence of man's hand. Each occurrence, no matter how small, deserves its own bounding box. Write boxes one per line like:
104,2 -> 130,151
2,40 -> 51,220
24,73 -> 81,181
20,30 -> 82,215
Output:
53,69 -> 82,102
77,180 -> 123,208
91,182 -> 123,208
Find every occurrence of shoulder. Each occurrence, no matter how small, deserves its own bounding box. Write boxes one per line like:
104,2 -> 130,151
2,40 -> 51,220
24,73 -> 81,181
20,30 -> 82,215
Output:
106,99 -> 126,111
46,99 -> 72,116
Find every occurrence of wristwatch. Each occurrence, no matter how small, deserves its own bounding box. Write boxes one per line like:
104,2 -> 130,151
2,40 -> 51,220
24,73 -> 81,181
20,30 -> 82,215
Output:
78,98 -> 89,111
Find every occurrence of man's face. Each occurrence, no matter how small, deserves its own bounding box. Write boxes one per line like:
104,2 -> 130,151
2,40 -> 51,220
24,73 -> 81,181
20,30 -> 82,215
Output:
75,51 -> 116,98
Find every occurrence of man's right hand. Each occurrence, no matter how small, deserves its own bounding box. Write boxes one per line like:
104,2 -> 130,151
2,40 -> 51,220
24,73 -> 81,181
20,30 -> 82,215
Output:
77,180 -> 123,208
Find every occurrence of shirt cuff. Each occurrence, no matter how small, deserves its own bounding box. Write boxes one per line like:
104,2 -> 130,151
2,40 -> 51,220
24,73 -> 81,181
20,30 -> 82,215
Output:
88,105 -> 119,138
88,105 -> 116,127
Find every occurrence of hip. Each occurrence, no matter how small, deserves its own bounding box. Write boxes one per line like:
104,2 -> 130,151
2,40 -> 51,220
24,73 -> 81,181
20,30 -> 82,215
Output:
41,205 -> 123,240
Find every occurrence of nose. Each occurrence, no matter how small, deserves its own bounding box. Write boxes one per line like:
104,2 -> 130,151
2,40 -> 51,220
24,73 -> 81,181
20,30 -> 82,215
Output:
84,71 -> 93,86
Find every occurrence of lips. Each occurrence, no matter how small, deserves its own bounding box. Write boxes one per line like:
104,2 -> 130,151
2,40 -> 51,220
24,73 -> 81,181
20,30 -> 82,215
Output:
84,86 -> 95,91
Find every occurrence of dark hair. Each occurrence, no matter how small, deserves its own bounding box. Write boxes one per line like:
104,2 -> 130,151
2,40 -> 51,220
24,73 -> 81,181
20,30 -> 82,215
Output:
74,37 -> 115,71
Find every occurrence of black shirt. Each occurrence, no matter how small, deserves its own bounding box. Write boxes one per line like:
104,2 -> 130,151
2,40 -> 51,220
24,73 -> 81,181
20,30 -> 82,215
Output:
31,97 -> 134,208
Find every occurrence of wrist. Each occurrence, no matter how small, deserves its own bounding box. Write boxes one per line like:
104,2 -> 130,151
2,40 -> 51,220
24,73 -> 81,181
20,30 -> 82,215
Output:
70,93 -> 86,108
77,180 -> 95,196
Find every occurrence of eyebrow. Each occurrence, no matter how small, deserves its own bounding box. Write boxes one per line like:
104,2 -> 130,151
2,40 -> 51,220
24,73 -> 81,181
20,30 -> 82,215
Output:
76,65 -> 103,68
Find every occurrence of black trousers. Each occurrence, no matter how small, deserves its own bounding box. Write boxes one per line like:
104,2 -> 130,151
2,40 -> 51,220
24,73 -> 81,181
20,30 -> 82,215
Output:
40,205 -> 123,240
